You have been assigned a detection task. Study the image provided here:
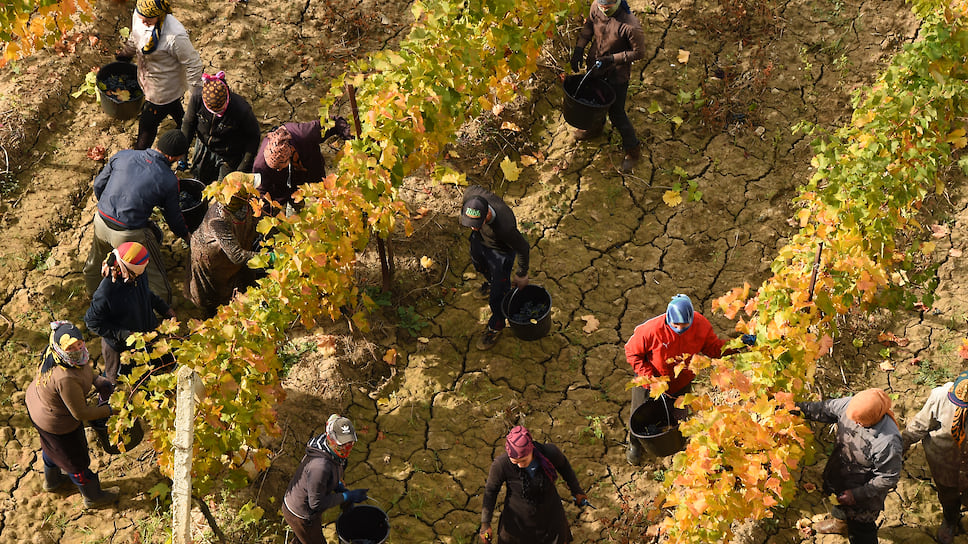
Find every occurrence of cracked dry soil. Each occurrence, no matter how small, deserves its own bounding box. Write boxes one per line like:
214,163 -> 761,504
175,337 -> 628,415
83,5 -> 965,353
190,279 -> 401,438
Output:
2,0 -> 964,542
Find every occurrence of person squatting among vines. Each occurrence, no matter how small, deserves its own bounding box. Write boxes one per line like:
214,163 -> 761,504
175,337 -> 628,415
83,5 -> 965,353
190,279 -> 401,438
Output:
24,321 -> 121,508
570,0 -> 646,174
901,370 -> 968,544
84,242 -> 176,385
117,0 -> 203,151
480,426 -> 590,544
180,71 -> 261,183
283,415 -> 369,544
797,389 -> 903,543
252,118 -> 352,210
623,294 -> 748,465
82,129 -> 191,305
187,172 -> 262,318
459,185 -> 531,351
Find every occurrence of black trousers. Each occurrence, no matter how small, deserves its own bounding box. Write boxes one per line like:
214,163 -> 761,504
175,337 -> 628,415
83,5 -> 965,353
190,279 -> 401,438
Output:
469,231 -> 516,331
603,78 -> 638,151
135,99 -> 184,150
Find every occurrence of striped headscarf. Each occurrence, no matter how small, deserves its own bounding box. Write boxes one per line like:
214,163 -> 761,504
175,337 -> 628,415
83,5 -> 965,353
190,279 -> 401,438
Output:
948,371 -> 968,447
136,0 -> 171,55
202,72 -> 230,116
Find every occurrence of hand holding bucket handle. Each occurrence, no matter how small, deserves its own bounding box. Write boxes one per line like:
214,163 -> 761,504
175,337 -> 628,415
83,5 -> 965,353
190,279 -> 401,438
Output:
511,273 -> 529,288
479,525 -> 493,543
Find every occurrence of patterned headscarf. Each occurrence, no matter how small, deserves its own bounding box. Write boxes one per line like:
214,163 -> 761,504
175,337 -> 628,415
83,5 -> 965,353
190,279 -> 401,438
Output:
111,241 -> 150,282
846,388 -> 898,429
505,426 -> 557,483
948,371 -> 968,447
136,0 -> 171,55
40,321 -> 89,376
202,72 -> 230,116
263,126 -> 294,170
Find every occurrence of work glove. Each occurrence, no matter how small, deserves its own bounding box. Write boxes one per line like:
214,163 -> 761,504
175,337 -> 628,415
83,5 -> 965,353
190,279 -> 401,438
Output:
836,489 -> 856,506
741,334 -> 756,346
324,116 -> 353,140
573,493 -> 591,507
479,525 -> 493,543
511,273 -> 529,289
94,379 -> 115,404
334,481 -> 347,493
595,54 -> 614,68
115,52 -> 133,63
176,158 -> 190,171
342,488 -> 368,504
570,47 -> 584,72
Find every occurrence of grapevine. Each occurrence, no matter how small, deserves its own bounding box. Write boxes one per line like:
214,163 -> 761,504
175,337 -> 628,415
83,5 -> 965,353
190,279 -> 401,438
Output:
646,2 -> 968,541
110,0 -> 582,508
0,0 -> 94,66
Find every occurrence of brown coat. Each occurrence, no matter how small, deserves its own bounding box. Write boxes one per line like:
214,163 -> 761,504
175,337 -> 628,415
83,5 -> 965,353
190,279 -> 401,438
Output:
25,358 -> 110,435
576,3 -> 646,83
187,202 -> 258,315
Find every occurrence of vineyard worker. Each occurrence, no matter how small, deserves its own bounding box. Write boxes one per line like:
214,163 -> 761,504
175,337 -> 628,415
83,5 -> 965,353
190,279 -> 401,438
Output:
180,71 -> 261,184
900,371 -> 968,544
117,0 -> 203,151
84,242 -> 176,385
252,118 -> 352,209
283,415 -> 369,544
24,321 -> 120,508
480,426 -> 589,544
187,172 -> 261,318
82,129 -> 191,304
460,185 -> 530,351
797,389 -> 902,542
570,0 -> 646,174
623,294 -> 745,465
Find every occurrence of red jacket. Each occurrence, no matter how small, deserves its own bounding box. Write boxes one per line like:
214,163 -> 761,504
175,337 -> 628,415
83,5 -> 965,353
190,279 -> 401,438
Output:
624,313 -> 725,393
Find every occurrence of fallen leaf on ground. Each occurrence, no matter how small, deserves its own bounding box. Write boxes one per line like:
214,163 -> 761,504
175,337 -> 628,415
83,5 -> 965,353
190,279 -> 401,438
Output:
930,223 -> 949,238
383,349 -> 397,366
501,121 -> 522,132
581,314 -> 600,333
420,256 -> 434,269
412,206 -> 430,220
86,146 -> 106,161
417,337 -> 430,344
950,248 -> 963,257
500,156 -> 521,181
678,49 -> 690,63
879,361 -> 895,371
877,331 -> 910,347
520,155 -> 538,167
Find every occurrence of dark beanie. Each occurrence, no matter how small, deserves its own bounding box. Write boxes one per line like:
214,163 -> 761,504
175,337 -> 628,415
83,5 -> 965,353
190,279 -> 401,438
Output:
156,129 -> 189,157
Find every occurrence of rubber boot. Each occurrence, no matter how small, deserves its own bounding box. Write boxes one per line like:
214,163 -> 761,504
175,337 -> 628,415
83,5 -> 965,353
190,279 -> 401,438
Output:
620,145 -> 641,174
78,474 -> 120,508
627,436 -> 643,466
938,521 -> 957,544
813,517 -> 848,535
43,464 -> 69,493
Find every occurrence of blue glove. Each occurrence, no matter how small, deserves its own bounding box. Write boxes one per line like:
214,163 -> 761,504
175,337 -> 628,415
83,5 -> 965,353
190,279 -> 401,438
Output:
342,488 -> 368,504
334,481 -> 347,493
177,158 -> 189,171
596,55 -> 614,67
741,334 -> 756,346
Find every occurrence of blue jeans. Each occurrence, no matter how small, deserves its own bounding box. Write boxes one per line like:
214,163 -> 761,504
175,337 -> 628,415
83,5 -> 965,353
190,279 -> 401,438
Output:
469,231 -> 515,331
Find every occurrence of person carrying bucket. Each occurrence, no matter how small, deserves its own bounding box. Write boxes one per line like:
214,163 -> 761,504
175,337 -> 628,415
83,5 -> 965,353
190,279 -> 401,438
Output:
623,294 -> 752,465
570,0 -> 646,174
480,426 -> 590,544
459,185 -> 531,351
283,415 -> 369,544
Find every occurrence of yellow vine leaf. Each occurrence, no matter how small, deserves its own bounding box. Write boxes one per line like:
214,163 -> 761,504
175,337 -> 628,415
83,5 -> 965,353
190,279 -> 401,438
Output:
947,128 -> 967,149
500,156 -> 521,181
663,190 -> 683,207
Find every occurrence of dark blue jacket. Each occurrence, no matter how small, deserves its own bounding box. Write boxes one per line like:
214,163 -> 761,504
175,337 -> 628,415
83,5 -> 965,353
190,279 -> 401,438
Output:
93,149 -> 190,239
84,274 -> 170,352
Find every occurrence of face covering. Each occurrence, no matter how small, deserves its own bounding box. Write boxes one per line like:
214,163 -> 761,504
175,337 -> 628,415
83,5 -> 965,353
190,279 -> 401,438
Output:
599,1 -> 620,16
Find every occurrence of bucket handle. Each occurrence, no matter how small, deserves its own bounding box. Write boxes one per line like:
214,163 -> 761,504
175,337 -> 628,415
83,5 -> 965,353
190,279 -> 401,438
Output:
500,287 -> 520,319
660,393 -> 675,428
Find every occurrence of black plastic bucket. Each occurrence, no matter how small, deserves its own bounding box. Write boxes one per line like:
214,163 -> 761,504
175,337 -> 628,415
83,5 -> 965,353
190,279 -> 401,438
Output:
501,285 -> 552,341
92,418 -> 145,455
96,62 -> 144,121
179,178 -> 208,233
629,395 -> 686,457
336,504 -> 389,544
562,74 -> 615,130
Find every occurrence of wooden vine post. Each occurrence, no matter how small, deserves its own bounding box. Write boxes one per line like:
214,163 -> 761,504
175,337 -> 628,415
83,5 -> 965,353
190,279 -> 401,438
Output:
345,83 -> 394,292
172,366 -> 202,544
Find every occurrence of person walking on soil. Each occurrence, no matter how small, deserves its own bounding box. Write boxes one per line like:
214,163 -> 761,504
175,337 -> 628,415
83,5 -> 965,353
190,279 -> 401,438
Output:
459,185 -> 530,351
84,242 -> 176,385
623,293 -> 747,465
82,130 -> 191,304
252,118 -> 352,210
480,426 -> 590,544
180,71 -> 261,184
797,388 -> 903,542
283,415 -> 369,544
901,370 -> 968,544
117,0 -> 203,151
24,321 -> 120,508
187,172 -> 261,317
570,0 -> 646,174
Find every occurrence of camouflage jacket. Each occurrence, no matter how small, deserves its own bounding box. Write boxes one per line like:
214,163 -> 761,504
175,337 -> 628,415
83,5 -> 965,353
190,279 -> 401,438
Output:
798,397 -> 903,522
